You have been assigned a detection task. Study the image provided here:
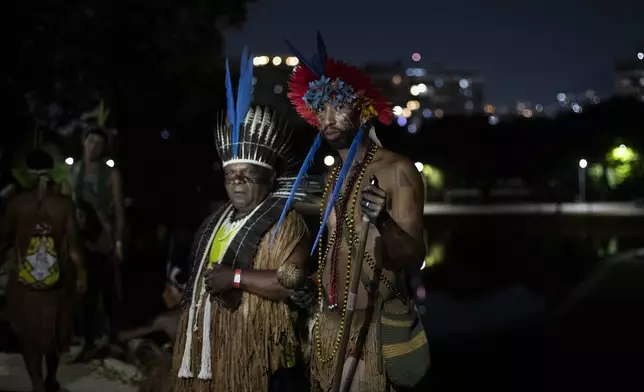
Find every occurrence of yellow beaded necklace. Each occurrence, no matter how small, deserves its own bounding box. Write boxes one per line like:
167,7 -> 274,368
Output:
314,143 -> 378,363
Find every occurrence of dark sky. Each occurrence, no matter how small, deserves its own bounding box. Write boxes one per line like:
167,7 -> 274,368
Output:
226,0 -> 644,107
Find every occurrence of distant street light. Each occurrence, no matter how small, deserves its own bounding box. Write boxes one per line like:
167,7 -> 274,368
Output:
638,52 -> 644,60
414,162 -> 424,172
323,155 -> 335,166
578,159 -> 587,202
65,157 -> 74,166
106,159 -> 115,168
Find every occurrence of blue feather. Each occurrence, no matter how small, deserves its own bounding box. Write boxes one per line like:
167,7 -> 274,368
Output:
224,58 -> 236,141
284,38 -> 322,77
270,134 -> 323,245
315,31 -> 327,73
311,54 -> 323,77
233,47 -> 254,157
310,126 -> 365,255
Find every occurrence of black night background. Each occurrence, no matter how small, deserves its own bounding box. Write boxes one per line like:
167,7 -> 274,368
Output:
1,0 -> 644,391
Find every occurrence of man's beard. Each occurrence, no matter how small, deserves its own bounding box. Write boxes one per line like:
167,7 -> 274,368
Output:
324,128 -> 360,150
326,137 -> 352,150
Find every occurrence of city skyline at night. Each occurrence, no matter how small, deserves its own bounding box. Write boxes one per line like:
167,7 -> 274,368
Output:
226,0 -> 644,107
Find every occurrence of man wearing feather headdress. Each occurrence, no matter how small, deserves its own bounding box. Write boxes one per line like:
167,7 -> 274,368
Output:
170,51 -> 311,392
278,33 -> 429,391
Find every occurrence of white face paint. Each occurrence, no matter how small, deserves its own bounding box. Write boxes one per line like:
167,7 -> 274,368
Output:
317,102 -> 362,149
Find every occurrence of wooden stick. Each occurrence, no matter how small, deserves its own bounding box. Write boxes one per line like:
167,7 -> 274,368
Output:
331,176 -> 378,392
341,261 -> 382,392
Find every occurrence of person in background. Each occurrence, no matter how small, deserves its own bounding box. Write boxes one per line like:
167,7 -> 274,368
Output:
62,103 -> 126,362
119,258 -> 188,392
0,149 -> 85,392
74,198 -> 113,355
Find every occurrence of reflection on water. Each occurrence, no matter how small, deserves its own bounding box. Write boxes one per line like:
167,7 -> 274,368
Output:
416,214 -> 644,391
421,215 -> 644,303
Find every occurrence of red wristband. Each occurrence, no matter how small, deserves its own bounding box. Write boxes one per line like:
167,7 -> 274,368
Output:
233,269 -> 242,289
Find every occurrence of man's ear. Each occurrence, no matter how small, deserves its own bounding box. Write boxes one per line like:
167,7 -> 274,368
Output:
262,168 -> 277,188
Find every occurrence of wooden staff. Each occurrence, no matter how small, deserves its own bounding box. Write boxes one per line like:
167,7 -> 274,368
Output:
340,259 -> 382,392
331,176 -> 378,392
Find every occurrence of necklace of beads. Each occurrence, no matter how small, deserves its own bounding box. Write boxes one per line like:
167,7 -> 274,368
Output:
314,143 -> 378,363
326,160 -> 367,309
341,211 -> 403,300
220,210 -> 246,238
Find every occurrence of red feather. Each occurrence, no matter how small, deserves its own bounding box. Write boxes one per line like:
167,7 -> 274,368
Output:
288,57 -> 393,127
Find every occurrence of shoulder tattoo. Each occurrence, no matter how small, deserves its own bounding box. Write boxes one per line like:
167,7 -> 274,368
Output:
396,165 -> 413,187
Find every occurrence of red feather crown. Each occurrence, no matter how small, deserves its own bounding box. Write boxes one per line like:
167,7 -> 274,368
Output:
287,57 -> 393,127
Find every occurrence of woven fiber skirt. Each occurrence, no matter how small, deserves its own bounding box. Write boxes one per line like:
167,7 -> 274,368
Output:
4,280 -> 75,354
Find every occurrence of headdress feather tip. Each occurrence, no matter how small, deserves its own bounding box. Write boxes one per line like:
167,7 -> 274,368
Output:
270,133 -> 322,245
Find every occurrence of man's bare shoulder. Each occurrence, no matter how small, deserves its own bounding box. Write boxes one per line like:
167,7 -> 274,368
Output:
48,194 -> 76,214
56,194 -> 76,208
7,192 -> 35,209
372,148 -> 419,178
9,192 -> 29,204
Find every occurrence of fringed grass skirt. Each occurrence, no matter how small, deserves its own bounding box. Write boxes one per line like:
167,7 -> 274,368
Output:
4,281 -> 74,354
309,311 -> 395,392
139,352 -> 173,392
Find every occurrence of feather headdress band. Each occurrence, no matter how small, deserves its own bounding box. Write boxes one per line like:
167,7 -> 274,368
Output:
215,105 -> 296,173
271,32 -> 393,250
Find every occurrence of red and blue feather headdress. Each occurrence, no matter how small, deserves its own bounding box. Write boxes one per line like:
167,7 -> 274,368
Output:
271,32 -> 393,251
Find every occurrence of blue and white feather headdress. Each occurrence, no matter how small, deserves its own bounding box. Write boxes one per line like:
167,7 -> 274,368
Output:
215,48 -> 296,174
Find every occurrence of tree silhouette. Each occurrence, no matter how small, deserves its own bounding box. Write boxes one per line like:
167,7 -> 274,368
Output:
6,0 -> 258,141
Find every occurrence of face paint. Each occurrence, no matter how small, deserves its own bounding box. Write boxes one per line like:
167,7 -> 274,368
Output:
316,102 -> 361,149
223,163 -> 274,213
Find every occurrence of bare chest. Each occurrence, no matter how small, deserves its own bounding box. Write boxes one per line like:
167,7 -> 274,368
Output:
318,169 -> 399,309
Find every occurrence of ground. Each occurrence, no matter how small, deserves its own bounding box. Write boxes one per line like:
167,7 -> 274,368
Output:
0,346 -> 139,392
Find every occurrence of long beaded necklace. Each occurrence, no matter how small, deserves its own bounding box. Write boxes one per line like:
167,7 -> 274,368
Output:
314,143 -> 378,363
327,160 -> 366,309
342,214 -> 403,300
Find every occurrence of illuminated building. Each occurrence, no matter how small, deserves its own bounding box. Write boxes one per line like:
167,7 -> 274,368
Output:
510,89 -> 602,120
232,53 -> 485,131
363,61 -> 484,133
615,47 -> 644,101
